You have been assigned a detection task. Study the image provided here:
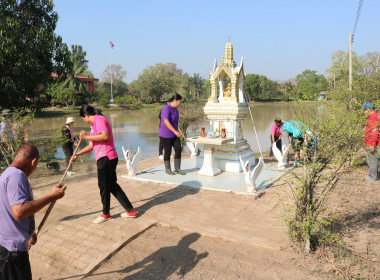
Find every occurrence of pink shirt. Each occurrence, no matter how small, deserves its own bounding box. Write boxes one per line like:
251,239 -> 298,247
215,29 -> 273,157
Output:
65,125 -> 74,141
90,114 -> 118,161
270,122 -> 283,137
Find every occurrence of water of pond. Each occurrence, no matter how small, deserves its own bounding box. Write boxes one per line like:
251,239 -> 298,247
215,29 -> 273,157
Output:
30,103 -> 296,160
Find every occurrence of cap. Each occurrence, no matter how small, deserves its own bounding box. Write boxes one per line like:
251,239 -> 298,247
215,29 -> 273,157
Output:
274,117 -> 282,122
66,117 -> 75,124
363,102 -> 372,110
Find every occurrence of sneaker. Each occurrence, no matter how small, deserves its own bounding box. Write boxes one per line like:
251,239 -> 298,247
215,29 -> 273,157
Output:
121,210 -> 137,218
67,171 -> 75,176
92,213 -> 111,224
158,155 -> 164,160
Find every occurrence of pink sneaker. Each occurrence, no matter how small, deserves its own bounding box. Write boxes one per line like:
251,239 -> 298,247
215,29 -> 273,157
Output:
121,210 -> 137,218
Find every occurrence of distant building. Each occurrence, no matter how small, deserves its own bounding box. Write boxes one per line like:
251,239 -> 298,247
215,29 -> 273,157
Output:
317,91 -> 326,101
31,73 -> 99,104
50,73 -> 99,93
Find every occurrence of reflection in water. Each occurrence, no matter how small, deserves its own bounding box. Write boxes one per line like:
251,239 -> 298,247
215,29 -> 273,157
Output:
30,103 -> 295,159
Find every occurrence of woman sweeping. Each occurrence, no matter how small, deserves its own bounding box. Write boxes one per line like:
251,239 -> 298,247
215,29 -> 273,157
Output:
71,105 -> 137,224
159,93 -> 185,175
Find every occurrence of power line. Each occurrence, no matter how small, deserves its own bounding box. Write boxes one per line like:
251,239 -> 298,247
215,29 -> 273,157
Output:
352,0 -> 364,43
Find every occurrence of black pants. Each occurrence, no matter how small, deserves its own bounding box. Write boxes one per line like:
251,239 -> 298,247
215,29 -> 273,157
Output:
161,137 -> 181,161
97,156 -> 133,215
269,136 -> 282,157
62,143 -> 74,171
291,137 -> 304,153
159,137 -> 163,156
0,244 -> 32,280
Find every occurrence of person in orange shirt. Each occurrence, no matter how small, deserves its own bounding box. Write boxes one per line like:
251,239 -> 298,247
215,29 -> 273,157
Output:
363,102 -> 379,181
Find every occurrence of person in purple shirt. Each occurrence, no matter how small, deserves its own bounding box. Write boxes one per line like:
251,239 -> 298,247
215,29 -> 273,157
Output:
0,145 -> 66,280
71,105 -> 137,224
159,93 -> 185,175
269,118 -> 283,157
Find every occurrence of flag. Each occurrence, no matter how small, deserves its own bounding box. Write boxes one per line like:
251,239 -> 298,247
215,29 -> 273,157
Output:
110,40 -> 114,49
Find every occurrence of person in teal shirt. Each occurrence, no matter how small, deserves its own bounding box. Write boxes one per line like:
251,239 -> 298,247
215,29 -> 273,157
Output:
280,121 -> 310,166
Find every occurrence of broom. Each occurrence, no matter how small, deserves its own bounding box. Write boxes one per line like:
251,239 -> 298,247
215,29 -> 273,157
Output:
30,138 -> 83,249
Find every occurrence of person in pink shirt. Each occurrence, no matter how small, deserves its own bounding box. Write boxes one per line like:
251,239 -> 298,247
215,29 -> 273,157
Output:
71,105 -> 137,224
269,118 -> 283,157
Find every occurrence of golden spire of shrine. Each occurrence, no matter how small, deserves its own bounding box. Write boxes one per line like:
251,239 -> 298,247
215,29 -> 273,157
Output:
224,36 -> 236,67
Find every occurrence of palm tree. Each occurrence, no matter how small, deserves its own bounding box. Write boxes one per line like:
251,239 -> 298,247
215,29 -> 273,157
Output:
189,73 -> 204,99
63,45 -> 93,94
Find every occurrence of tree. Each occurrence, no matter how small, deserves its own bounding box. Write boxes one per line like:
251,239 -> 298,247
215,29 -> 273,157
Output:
63,45 -> 93,96
244,74 -> 281,101
362,51 -> 380,77
296,70 -> 327,100
47,82 -> 78,107
284,75 -> 377,253
101,64 -> 127,83
101,64 -> 128,98
135,63 -> 182,103
279,81 -> 296,101
0,0 -> 72,111
189,73 -> 205,99
325,50 -> 363,90
70,45 -> 88,67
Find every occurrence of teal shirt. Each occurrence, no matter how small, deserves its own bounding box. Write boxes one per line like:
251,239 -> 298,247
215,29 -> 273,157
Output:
282,121 -> 309,138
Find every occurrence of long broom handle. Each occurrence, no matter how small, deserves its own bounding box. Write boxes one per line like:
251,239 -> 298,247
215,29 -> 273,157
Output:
34,138 -> 83,238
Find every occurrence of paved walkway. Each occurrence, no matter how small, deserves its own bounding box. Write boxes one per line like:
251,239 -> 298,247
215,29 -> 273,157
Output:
29,157 -> 290,280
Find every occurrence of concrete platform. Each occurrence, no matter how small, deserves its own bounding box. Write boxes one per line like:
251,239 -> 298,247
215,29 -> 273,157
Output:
122,158 -> 289,194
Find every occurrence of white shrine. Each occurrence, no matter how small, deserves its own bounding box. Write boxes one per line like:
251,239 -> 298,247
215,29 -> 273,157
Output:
188,38 -> 255,175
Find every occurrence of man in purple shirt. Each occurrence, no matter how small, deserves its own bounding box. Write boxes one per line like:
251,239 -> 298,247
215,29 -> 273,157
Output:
159,93 -> 185,175
0,145 -> 66,280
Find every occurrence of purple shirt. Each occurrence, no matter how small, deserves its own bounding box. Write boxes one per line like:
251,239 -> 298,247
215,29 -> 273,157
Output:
0,166 -> 35,252
159,104 -> 179,138
91,114 -> 118,161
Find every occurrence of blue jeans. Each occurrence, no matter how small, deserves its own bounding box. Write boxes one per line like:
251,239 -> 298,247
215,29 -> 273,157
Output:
0,244 -> 32,280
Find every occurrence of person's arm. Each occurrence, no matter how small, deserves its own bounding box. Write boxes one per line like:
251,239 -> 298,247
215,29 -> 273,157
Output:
70,141 -> 93,163
10,183 -> 66,220
80,130 -> 109,142
163,119 -> 181,138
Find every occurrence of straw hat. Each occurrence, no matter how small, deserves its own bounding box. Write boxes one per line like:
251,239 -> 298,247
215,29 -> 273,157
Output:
66,117 -> 75,124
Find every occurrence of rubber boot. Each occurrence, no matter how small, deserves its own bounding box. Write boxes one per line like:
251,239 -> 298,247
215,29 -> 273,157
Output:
164,160 -> 175,175
174,158 -> 186,175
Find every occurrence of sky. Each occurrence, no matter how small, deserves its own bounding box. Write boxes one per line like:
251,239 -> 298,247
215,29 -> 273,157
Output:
54,0 -> 380,83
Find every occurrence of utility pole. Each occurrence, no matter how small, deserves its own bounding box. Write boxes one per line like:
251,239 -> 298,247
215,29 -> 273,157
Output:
349,32 -> 352,91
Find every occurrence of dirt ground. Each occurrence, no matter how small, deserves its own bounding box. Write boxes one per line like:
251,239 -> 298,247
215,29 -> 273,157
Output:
27,152 -> 380,280
88,225 -> 322,280
85,165 -> 380,280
